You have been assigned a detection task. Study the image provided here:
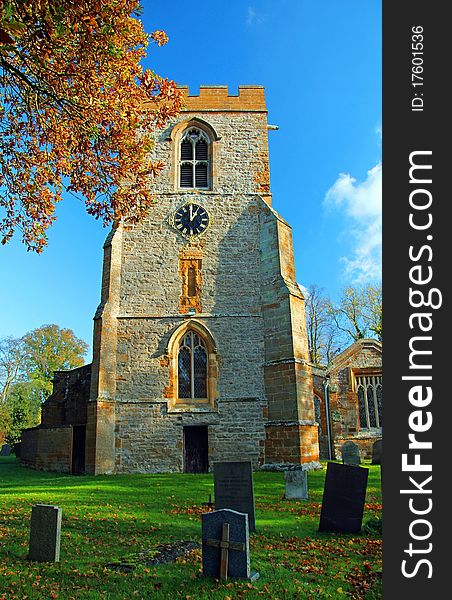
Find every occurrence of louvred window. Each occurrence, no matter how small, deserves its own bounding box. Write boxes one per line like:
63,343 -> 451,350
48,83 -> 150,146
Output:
179,128 -> 210,189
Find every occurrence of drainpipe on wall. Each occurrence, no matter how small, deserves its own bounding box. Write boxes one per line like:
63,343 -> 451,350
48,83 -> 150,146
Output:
323,378 -> 333,460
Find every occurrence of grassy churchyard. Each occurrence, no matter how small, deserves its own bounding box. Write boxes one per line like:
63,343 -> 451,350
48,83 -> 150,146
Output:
0,457 -> 382,599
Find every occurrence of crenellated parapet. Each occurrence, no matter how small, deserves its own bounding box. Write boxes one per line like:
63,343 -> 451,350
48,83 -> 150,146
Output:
178,85 -> 267,112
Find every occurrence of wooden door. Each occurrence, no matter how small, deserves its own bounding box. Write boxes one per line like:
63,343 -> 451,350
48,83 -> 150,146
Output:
184,426 -> 208,473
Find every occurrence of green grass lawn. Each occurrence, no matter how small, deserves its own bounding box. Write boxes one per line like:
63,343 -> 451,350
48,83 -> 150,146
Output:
0,457 -> 381,599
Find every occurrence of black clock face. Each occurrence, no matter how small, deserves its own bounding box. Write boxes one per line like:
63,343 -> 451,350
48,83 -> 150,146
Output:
173,203 -> 209,237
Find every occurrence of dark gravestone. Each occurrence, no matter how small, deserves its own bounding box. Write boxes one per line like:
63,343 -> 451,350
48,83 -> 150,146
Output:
0,444 -> 11,456
214,461 -> 256,532
202,509 -> 258,581
372,439 -> 382,465
341,441 -> 361,466
318,462 -> 368,533
28,504 -> 62,562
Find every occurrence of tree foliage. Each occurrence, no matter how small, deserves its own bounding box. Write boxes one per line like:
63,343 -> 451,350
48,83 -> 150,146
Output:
22,323 -> 88,398
0,0 -> 183,251
0,323 -> 88,442
328,283 -> 382,344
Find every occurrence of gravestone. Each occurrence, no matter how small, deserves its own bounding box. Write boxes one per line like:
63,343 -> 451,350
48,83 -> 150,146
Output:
213,461 -> 255,532
341,441 -> 361,466
318,462 -> 368,533
372,439 -> 382,465
202,508 -> 259,581
284,468 -> 308,500
12,442 -> 21,458
0,444 -> 11,456
28,504 -> 62,562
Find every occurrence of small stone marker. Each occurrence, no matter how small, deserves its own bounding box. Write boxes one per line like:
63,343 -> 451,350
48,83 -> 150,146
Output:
284,468 -> 308,500
28,504 -> 62,562
202,508 -> 259,581
372,439 -> 382,465
0,444 -> 11,456
341,441 -> 361,466
213,461 -> 256,532
318,462 -> 368,533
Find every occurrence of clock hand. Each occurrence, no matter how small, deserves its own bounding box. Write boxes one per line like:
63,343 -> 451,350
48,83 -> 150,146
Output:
191,208 -> 199,221
189,204 -> 193,221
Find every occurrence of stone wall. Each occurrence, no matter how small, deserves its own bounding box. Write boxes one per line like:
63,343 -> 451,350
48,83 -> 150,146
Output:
114,398 -> 265,473
21,426 -> 72,473
41,364 -> 91,427
260,207 -> 318,465
318,339 -> 382,460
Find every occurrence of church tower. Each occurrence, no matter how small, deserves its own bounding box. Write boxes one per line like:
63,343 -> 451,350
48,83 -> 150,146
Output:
84,85 -> 319,474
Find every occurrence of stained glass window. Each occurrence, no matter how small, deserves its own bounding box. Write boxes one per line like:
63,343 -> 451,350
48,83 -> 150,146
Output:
355,374 -> 382,429
178,331 -> 208,400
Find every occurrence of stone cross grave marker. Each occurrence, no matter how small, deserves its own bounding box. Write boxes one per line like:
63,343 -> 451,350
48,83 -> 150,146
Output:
372,439 -> 382,465
284,468 -> 308,500
213,461 -> 256,532
318,462 -> 368,533
28,504 -> 62,562
202,508 -> 259,581
341,441 -> 361,466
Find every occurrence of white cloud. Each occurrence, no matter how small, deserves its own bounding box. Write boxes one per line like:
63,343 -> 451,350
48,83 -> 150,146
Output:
324,162 -> 382,283
246,6 -> 266,26
375,125 -> 382,143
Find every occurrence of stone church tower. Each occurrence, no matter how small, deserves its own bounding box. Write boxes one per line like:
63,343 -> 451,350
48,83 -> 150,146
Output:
21,85 -> 319,474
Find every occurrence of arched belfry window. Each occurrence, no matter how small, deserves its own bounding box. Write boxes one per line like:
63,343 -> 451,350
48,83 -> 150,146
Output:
179,128 -> 210,189
178,331 -> 208,399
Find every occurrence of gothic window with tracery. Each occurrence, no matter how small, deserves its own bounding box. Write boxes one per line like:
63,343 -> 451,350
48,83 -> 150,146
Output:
179,128 -> 210,189
356,374 -> 382,429
178,331 -> 208,400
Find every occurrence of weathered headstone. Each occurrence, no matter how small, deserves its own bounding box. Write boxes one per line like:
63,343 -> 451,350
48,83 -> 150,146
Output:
341,441 -> 361,466
318,462 -> 368,533
372,439 -> 382,465
202,509 -> 259,581
284,468 -> 308,500
28,504 -> 62,562
0,444 -> 11,456
213,461 -> 256,531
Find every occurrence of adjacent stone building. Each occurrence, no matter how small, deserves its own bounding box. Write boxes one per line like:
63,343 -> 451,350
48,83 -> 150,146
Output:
21,85 -> 320,474
312,339 -> 382,461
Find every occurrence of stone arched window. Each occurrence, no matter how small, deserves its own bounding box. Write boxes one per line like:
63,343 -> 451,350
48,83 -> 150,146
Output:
356,374 -> 382,429
165,320 -> 219,410
179,128 -> 210,189
178,331 -> 208,400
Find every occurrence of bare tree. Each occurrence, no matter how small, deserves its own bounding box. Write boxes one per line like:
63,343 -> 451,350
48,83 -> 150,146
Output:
305,285 -> 341,366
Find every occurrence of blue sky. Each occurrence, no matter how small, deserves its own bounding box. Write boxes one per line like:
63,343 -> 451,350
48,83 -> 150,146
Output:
0,0 -> 381,356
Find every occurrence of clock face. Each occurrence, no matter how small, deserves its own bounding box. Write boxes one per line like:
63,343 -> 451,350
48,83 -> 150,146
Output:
172,203 -> 209,237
